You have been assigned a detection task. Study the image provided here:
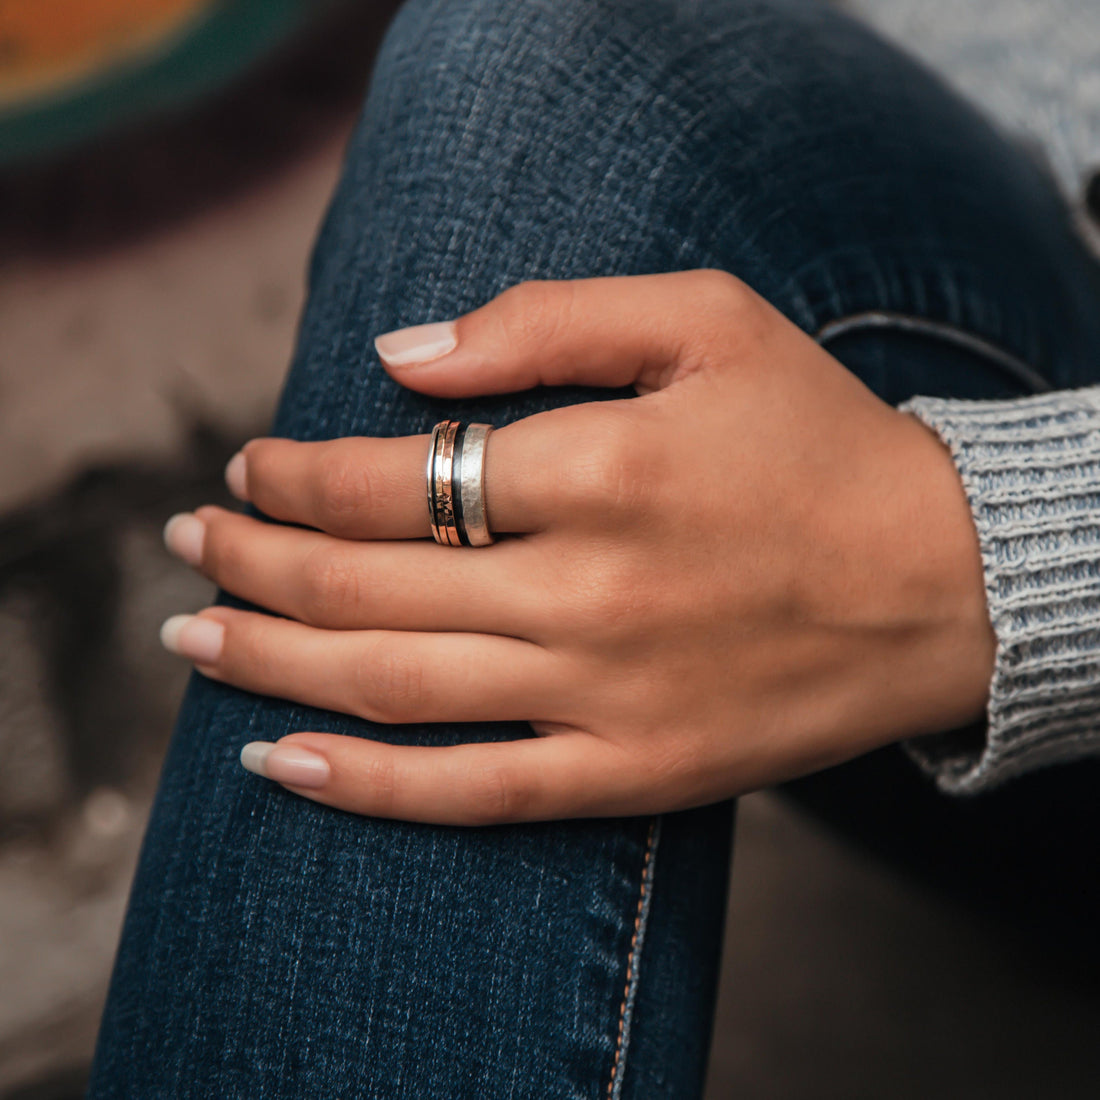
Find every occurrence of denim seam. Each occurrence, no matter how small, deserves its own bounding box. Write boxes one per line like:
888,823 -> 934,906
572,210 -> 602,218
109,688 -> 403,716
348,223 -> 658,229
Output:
605,815 -> 661,1100
815,309 -> 1052,396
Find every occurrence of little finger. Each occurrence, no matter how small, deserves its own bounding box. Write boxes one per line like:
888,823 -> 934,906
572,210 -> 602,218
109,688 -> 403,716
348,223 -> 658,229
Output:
239,730 -> 638,825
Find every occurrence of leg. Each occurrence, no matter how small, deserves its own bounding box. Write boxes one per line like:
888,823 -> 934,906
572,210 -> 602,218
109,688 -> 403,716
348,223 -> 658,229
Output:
89,1 -> 1100,1096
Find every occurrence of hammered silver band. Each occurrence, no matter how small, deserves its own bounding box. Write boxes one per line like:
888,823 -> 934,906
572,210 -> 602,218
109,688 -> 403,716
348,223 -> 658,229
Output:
427,420 -> 495,546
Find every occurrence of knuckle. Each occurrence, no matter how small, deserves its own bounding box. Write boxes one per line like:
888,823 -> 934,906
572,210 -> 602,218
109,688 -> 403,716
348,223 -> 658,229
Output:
356,752 -> 398,816
201,517 -> 244,580
561,414 -> 651,515
355,641 -> 426,722
225,616 -> 276,681
299,547 -> 363,622
465,759 -> 530,825
650,270 -> 770,377
546,548 -> 647,640
496,279 -> 574,348
317,446 -> 373,523
642,729 -> 703,784
584,558 -> 649,633
691,268 -> 752,311
688,269 -> 769,348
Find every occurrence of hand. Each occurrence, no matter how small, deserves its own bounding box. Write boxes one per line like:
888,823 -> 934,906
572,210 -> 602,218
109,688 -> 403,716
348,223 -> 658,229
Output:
162,271 -> 995,824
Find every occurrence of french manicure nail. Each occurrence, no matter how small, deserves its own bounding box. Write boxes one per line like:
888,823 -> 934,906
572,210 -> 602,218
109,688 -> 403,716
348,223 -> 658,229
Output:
160,614 -> 225,664
225,452 -> 248,500
240,741 -> 330,788
163,513 -> 205,566
374,321 -> 457,367
240,741 -> 274,778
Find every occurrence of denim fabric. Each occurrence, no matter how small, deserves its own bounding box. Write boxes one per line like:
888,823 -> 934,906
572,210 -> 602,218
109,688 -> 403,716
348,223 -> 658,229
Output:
88,1 -> 1100,1097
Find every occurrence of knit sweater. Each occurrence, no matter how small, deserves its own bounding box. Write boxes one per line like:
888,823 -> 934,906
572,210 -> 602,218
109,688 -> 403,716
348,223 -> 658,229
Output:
900,391 -> 1100,792
839,1 -> 1100,792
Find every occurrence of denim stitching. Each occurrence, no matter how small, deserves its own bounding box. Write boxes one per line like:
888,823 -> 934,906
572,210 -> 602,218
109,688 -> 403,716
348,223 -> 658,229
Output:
816,309 -> 1052,396
605,815 -> 661,1100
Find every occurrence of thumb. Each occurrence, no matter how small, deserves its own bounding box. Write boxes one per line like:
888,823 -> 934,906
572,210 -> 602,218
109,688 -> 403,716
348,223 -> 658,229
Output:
374,270 -> 749,398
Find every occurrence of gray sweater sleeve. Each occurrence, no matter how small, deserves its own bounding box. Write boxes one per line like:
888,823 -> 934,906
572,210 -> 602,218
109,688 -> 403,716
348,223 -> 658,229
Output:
897,386 -> 1100,794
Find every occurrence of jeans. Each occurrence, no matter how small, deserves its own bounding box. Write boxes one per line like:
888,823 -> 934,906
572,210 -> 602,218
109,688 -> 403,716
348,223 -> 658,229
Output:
88,1 -> 1100,1096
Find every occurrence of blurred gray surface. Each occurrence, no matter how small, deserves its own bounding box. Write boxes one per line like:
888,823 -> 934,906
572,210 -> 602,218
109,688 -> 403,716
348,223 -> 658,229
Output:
843,0 -> 1100,206
1,6 -> 1098,1098
707,795 -> 1100,1099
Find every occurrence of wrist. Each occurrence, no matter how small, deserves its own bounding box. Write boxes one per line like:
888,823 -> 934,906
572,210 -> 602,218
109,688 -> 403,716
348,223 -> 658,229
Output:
894,409 -> 996,731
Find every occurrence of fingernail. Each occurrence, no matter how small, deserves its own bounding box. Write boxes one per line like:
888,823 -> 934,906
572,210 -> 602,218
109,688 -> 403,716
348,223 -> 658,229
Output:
374,321 -> 457,367
225,452 -> 248,500
163,512 -> 205,566
240,741 -> 329,788
160,614 -> 224,664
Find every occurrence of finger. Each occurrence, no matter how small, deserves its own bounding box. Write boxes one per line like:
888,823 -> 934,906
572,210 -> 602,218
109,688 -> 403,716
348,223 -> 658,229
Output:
173,506 -> 541,635
374,269 -> 761,397
239,729 -> 637,825
230,434 -> 432,538
231,399 -> 654,540
162,606 -> 572,725
232,429 -> 562,539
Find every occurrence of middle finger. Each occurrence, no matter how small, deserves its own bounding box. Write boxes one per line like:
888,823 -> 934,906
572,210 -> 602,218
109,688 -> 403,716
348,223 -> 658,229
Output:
175,506 -> 544,636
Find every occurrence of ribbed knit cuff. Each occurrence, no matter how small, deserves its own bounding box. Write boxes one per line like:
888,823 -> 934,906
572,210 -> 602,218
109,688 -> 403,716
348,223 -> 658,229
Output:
898,386 -> 1100,793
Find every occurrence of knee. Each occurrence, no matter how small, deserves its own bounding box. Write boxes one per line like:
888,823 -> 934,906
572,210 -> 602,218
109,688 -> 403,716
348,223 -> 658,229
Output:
360,0 -> 835,216
354,0 -> 876,292
339,0 -> 966,330
374,0 -> 654,130
370,0 -> 813,143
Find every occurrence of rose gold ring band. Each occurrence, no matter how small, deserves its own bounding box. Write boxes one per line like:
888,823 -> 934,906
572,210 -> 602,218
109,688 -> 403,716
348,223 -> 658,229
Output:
426,420 -> 495,547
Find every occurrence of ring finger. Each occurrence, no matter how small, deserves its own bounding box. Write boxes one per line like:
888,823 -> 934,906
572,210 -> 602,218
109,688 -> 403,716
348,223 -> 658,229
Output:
227,405 -> 623,541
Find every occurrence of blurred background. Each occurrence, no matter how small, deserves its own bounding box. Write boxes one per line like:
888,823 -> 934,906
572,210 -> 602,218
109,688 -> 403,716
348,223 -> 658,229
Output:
0,2 -> 1097,1097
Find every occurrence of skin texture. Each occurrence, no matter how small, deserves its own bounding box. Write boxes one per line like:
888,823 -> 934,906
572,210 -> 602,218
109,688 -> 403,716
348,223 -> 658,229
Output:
163,271 -> 996,825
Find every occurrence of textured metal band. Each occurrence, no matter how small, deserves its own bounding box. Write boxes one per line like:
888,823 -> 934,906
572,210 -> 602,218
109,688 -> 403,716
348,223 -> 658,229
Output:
427,419 -> 495,546
439,420 -> 461,545
426,422 -> 445,543
457,423 -> 494,546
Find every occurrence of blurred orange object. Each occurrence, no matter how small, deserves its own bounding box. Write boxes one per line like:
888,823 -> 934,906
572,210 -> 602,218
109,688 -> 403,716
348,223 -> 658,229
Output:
0,0 -> 216,107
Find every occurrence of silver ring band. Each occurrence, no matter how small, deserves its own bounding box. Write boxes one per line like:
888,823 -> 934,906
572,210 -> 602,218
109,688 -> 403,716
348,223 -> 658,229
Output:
458,424 -> 493,546
427,420 -> 495,546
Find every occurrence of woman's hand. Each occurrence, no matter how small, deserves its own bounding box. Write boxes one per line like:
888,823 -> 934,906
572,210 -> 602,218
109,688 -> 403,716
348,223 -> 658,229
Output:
162,271 -> 995,824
